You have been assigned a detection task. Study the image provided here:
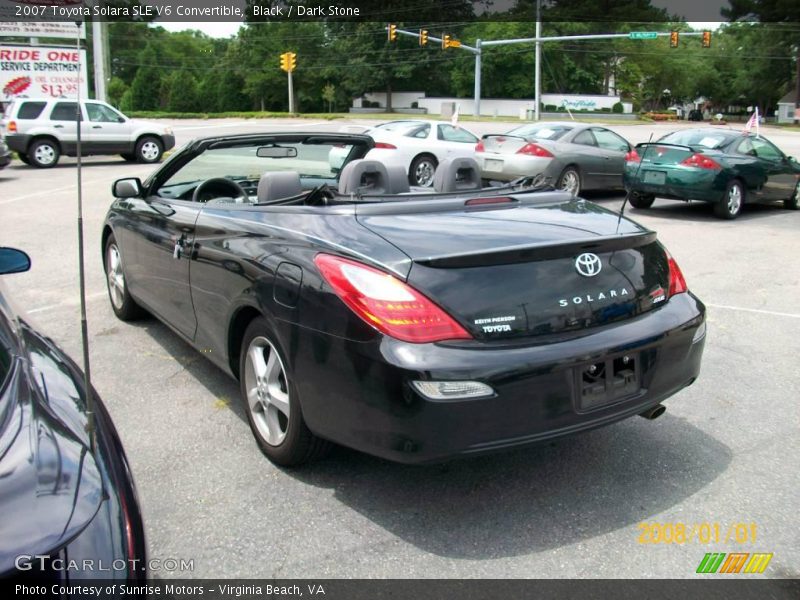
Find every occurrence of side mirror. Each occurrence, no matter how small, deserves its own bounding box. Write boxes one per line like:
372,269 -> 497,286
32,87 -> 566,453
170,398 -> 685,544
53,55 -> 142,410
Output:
118,116 -> 126,123
0,247 -> 31,275
113,177 -> 142,198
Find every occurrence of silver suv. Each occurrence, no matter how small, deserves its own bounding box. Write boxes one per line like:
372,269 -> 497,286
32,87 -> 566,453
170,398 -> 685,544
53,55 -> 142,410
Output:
0,98 -> 175,168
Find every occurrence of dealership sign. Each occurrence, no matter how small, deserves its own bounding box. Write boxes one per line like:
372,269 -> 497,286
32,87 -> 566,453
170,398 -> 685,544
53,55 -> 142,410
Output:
0,21 -> 86,40
1,44 -> 87,102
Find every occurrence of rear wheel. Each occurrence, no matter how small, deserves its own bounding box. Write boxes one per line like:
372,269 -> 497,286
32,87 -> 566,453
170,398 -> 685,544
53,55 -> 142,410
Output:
714,180 -> 744,219
29,139 -> 60,168
240,318 -> 330,466
409,154 -> 437,187
557,166 -> 581,196
629,191 -> 655,209
135,136 -> 163,163
784,180 -> 800,210
104,234 -> 144,321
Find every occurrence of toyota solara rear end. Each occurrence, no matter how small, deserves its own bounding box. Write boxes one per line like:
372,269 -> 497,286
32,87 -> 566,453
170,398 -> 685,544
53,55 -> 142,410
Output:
294,195 -> 706,463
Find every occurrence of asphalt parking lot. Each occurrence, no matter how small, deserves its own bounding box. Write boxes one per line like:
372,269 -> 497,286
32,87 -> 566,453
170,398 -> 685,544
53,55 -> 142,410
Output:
1,118 -> 799,579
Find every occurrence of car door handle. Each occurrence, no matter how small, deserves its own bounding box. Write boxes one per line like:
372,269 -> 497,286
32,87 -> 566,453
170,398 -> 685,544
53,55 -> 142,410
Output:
92,125 -> 102,129
54,125 -> 64,129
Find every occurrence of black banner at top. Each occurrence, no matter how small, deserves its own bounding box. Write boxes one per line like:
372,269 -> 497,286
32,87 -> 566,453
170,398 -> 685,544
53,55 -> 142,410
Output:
0,0 -> 797,23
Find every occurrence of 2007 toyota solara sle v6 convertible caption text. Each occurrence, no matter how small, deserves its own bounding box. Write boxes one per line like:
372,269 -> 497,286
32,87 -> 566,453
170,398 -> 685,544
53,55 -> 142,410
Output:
102,133 -> 707,466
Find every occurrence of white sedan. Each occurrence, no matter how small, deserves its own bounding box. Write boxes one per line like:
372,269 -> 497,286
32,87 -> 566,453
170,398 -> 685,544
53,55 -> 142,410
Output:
331,120 -> 481,187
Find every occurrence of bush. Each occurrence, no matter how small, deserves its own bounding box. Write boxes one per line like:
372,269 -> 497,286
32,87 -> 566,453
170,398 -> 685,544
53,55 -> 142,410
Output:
410,101 -> 418,109
600,107 -> 611,113
544,104 -> 557,112
612,102 -> 624,114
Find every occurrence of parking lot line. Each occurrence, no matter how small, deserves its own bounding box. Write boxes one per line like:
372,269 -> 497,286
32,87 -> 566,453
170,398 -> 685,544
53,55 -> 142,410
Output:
0,178 -> 111,205
27,291 -> 107,315
706,303 -> 800,319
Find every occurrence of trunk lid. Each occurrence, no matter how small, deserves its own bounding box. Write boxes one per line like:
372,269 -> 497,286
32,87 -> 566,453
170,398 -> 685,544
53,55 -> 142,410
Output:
480,134 -> 531,155
357,196 -> 671,340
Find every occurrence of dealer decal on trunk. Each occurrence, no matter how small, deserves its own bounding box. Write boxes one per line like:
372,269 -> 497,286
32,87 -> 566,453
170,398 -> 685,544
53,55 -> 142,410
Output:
474,315 -> 516,333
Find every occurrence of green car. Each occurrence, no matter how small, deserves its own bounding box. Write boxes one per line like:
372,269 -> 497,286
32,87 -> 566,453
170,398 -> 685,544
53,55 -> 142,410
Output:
624,128 -> 800,219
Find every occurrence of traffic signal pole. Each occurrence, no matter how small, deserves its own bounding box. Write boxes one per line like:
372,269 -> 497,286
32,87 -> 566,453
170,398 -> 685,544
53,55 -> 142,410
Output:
388,25 -> 708,121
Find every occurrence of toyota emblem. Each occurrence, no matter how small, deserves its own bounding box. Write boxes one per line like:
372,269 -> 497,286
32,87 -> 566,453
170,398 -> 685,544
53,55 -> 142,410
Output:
575,253 -> 602,277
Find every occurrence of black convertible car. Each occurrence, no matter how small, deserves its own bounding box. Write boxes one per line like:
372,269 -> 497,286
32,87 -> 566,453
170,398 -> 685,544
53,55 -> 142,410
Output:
0,248 -> 146,581
103,133 -> 706,466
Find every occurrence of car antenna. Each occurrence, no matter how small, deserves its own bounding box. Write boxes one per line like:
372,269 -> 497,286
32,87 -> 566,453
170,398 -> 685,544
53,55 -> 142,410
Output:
74,20 -> 96,452
617,132 -> 653,232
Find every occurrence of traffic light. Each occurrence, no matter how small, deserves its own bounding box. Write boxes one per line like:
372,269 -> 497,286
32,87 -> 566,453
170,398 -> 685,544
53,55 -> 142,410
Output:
388,24 -> 397,42
442,34 -> 451,49
419,29 -> 428,46
280,52 -> 296,73
702,30 -> 712,48
670,30 -> 679,48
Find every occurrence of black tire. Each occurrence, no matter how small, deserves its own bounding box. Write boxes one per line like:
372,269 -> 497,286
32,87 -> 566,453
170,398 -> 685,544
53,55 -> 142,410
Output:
121,153 -> 136,162
239,317 -> 330,467
557,166 -> 581,196
104,234 -> 144,321
28,139 -> 60,168
409,154 -> 438,187
17,153 -> 31,165
135,136 -> 163,163
714,180 -> 745,219
629,191 -> 656,209
784,181 -> 799,210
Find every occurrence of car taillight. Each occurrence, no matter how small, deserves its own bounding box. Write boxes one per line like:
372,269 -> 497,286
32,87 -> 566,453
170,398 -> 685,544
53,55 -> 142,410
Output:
624,149 -> 641,163
666,252 -> 688,297
516,143 -> 553,158
8,120 -> 16,133
475,140 -> 485,152
374,142 -> 397,149
680,153 -> 720,170
314,254 -> 471,343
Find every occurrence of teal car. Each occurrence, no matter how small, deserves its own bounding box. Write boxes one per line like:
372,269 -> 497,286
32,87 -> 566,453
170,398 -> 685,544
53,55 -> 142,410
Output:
624,128 -> 800,219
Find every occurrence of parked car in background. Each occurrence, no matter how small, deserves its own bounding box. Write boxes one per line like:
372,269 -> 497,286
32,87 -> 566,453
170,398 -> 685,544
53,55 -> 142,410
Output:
1,98 -> 175,168
102,131 -> 705,466
687,109 -> 704,122
0,248 -> 146,581
477,122 -> 633,195
624,128 -> 800,219
335,119 -> 480,187
0,138 -> 10,169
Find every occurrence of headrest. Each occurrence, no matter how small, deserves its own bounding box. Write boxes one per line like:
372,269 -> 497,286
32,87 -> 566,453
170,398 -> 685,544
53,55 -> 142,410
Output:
257,171 -> 303,203
338,159 -> 390,195
432,157 -> 482,193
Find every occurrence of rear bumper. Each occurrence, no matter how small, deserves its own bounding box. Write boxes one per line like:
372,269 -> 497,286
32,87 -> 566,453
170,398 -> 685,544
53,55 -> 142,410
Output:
624,166 -> 726,202
289,292 -> 706,463
479,153 -> 553,181
4,133 -> 31,154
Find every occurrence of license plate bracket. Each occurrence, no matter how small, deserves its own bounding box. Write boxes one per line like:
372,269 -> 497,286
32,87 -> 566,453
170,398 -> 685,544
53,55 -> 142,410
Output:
575,352 -> 641,411
484,158 -> 503,171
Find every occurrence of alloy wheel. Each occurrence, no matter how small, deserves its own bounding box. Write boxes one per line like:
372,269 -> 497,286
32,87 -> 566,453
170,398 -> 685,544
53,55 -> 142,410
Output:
727,183 -> 742,215
106,244 -> 125,310
559,169 -> 580,195
415,160 -> 436,187
244,337 -> 291,446
140,141 -> 160,162
34,144 -> 56,166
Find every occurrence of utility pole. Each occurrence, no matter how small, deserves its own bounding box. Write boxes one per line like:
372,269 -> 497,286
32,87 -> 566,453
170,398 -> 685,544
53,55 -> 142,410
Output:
474,39 -> 482,117
534,0 -> 542,121
795,45 -> 799,124
92,20 -> 107,101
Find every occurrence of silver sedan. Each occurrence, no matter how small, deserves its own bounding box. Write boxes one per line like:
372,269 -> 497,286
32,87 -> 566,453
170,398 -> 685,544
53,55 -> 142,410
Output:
477,122 -> 634,195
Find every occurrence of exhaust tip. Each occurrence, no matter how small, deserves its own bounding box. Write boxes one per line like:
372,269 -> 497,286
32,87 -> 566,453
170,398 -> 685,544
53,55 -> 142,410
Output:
639,404 -> 666,420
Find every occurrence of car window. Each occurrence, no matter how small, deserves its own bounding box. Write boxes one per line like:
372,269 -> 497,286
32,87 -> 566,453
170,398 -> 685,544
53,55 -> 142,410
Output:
85,103 -> 123,123
17,101 -> 47,120
572,130 -> 597,147
591,128 -> 629,152
437,124 -> 478,143
374,121 -> 419,132
659,130 -> 730,149
405,124 -> 430,139
508,124 -> 572,140
735,138 -> 756,156
751,138 -> 784,161
50,102 -> 82,121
